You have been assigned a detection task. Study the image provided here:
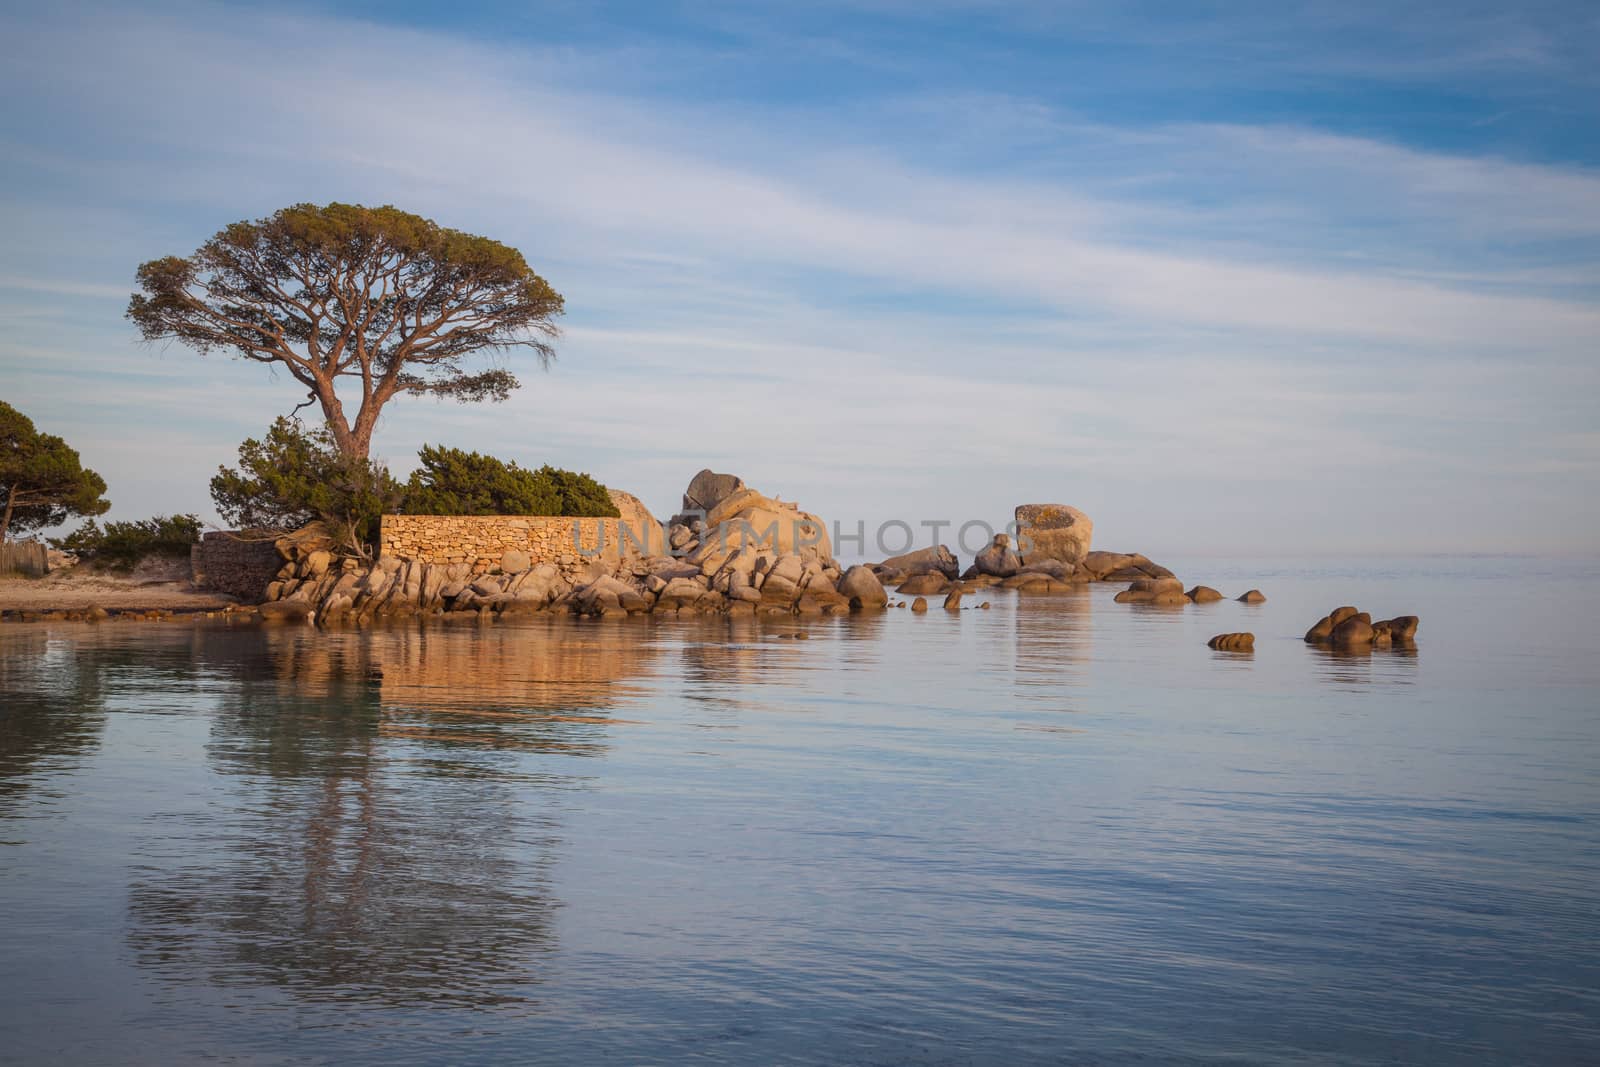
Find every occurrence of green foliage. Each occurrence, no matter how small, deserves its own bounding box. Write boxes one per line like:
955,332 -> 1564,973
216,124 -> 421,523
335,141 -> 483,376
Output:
404,445 -> 619,518
128,203 -> 565,459
52,514 -> 202,570
210,418 -> 403,559
533,464 -> 620,518
0,401 -> 111,540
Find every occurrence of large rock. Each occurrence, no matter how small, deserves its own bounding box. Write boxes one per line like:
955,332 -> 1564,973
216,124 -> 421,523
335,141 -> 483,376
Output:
1331,616 -> 1374,646
609,488 -> 666,557
897,572 -> 949,595
1015,504 -> 1093,567
273,522 -> 338,564
836,565 -> 888,610
1113,577 -> 1187,605
1081,551 -> 1174,582
876,545 -> 959,580
973,534 -> 1022,578
680,469 -> 747,516
689,488 -> 832,575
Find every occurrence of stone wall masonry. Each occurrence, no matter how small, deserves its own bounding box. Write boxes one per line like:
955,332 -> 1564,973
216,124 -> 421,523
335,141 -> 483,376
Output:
379,515 -> 635,581
191,532 -> 282,600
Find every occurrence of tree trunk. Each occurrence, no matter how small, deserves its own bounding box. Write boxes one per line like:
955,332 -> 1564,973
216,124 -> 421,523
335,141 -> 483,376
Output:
0,484 -> 15,542
317,389 -> 363,459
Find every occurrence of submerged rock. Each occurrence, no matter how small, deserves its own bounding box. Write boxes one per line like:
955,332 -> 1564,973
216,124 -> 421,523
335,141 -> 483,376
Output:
1114,577 -> 1187,605
1208,632 -> 1254,651
1237,589 -> 1266,604
1186,585 -> 1225,603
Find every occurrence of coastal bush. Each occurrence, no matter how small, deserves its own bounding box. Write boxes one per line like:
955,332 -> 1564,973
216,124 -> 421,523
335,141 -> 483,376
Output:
404,445 -> 619,518
210,418 -> 403,560
53,514 -> 202,570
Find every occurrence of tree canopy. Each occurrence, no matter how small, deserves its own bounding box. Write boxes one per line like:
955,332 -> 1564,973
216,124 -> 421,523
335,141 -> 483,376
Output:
0,401 -> 110,540
129,203 -> 565,458
404,445 -> 619,518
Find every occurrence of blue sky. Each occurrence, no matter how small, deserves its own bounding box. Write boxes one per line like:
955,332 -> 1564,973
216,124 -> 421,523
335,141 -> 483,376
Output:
2,0 -> 1597,555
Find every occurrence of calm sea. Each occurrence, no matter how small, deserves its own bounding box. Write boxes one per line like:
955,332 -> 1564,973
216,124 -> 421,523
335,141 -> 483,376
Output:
2,556 -> 1597,1065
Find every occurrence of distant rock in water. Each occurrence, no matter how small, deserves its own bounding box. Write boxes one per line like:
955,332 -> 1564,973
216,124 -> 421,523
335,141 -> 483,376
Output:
1237,589 -> 1266,604
973,533 -> 1022,578
1014,504 -> 1093,567
837,565 -> 888,611
1081,551 -> 1175,582
897,572 -> 949,595
1208,632 -> 1254,651
874,545 -> 959,581
1114,577 -> 1187,605
1186,585 -> 1224,603
1305,606 -> 1419,649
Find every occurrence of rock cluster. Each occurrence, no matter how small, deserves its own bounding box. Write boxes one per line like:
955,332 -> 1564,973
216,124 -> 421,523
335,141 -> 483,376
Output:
863,506 -> 1175,590
665,469 -> 833,574
1304,606 -> 1419,649
259,472 -> 883,623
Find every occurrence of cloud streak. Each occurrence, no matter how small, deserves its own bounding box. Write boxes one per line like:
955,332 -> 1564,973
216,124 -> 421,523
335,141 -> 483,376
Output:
0,2 -> 1595,553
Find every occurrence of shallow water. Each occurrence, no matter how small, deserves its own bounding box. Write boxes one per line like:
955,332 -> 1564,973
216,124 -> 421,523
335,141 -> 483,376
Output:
2,556 -> 1597,1065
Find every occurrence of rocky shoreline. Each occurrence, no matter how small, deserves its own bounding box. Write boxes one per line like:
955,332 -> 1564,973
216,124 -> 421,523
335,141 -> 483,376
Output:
0,468 -> 1418,653
245,470 -> 1200,624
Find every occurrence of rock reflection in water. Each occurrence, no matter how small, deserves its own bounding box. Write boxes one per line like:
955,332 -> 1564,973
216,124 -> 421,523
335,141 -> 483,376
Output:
125,620 -> 663,1009
1307,641 -> 1420,689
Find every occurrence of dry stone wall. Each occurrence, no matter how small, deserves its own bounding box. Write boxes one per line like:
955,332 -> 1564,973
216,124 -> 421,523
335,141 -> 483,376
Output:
191,532 -> 282,600
379,515 -> 632,581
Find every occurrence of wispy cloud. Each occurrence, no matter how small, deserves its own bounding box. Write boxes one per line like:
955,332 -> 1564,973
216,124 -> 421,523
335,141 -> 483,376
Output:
0,2 -> 1595,553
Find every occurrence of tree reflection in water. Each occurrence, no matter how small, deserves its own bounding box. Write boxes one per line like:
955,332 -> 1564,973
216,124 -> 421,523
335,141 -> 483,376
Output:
0,628 -> 111,814
124,619 -> 663,1009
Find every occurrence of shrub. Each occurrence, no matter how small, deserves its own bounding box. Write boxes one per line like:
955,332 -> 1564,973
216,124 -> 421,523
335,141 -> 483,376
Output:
404,445 -> 619,518
53,514 -> 202,570
211,418 -> 403,560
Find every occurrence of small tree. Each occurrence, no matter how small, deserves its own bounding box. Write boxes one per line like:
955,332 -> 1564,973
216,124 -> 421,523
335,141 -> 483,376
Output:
211,418 -> 402,559
129,203 -> 565,459
0,401 -> 110,540
404,445 -> 620,517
